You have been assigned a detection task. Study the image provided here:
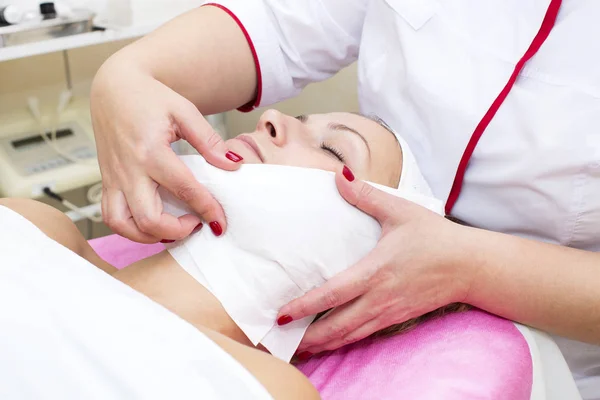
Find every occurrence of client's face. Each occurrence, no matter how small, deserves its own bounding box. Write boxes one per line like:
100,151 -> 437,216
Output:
225,110 -> 402,187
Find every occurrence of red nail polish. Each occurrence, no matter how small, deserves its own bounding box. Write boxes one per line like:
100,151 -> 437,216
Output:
209,221 -> 223,236
192,223 -> 203,234
226,151 -> 243,163
160,239 -> 175,244
342,165 -> 355,182
296,351 -> 313,361
277,315 -> 293,326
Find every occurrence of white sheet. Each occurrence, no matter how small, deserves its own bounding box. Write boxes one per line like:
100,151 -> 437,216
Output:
0,205 -> 272,400
515,324 -> 582,400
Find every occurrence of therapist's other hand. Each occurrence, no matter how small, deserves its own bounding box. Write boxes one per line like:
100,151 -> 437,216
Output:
278,167 -> 473,355
91,64 -> 241,243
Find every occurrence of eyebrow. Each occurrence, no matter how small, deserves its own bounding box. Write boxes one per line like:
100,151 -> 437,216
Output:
296,115 -> 372,157
328,123 -> 372,157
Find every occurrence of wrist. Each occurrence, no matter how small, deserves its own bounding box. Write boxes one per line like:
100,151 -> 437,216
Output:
455,226 -> 498,307
448,224 -> 489,305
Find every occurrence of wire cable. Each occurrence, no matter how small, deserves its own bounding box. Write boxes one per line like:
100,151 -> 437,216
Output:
43,187 -> 103,223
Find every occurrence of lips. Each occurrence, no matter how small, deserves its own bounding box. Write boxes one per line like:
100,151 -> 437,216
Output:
235,135 -> 264,162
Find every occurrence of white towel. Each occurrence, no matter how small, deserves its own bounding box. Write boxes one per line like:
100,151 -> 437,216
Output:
163,152 -> 443,362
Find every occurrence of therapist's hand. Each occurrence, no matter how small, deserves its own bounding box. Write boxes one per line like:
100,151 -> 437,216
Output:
91,64 -> 242,243
278,167 -> 474,356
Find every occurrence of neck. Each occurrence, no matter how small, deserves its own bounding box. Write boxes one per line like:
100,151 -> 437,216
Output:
112,251 -> 252,347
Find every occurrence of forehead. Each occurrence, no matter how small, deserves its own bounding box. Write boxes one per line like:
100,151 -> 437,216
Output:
309,112 -> 399,151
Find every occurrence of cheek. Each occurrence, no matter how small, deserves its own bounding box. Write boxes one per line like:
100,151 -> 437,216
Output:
270,150 -> 339,172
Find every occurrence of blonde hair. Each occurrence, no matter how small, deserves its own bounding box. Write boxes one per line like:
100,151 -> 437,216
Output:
369,303 -> 471,338
313,303 -> 471,342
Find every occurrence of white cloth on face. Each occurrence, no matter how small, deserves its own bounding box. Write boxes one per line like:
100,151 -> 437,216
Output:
203,1 -> 600,395
163,155 -> 443,362
395,134 -> 434,197
0,205 -> 272,400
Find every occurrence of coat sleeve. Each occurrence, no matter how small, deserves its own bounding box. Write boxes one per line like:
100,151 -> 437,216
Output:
203,0 -> 370,111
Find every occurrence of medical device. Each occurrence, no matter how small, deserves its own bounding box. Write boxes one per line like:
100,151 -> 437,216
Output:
0,5 -> 22,25
0,97 -> 100,200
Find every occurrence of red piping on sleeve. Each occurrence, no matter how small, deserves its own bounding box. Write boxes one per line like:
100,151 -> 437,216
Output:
445,0 -> 562,215
203,3 -> 263,112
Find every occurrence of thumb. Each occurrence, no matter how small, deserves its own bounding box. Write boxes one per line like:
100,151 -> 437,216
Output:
172,100 -> 241,171
278,243 -> 388,322
335,165 -> 400,225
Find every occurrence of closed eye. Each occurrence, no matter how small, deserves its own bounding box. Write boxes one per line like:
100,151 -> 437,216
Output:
297,114 -> 346,163
321,142 -> 345,163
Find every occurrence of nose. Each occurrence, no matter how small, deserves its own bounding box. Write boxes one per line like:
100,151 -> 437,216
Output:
256,109 -> 288,147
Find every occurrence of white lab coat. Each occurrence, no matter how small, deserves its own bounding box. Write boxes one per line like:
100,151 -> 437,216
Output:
206,0 -> 600,398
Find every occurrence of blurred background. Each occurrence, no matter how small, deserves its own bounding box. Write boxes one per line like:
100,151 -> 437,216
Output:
0,0 -> 358,239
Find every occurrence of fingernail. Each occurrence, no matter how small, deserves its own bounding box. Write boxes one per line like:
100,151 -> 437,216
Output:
192,223 -> 203,234
226,151 -> 243,163
342,165 -> 355,182
296,351 -> 313,361
160,239 -> 175,244
277,315 -> 293,326
209,221 -> 223,236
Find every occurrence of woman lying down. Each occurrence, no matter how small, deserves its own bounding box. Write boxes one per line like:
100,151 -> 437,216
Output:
0,110 -> 466,399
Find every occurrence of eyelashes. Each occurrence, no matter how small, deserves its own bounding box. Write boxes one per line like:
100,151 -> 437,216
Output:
320,142 -> 345,163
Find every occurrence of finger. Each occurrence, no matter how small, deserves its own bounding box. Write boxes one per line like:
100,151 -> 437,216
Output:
305,317 -> 384,355
297,296 -> 375,351
173,102 -> 242,171
102,189 -> 161,243
147,148 -> 227,232
335,166 -> 403,225
124,175 -> 204,240
278,245 -> 386,322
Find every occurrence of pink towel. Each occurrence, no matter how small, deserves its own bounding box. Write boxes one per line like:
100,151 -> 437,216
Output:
296,310 -> 532,399
90,234 -> 532,399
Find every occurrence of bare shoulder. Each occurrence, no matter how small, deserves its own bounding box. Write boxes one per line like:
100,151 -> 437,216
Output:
0,198 -> 117,274
198,326 -> 320,400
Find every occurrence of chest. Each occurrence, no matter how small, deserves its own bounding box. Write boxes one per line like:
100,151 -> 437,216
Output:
357,0 -> 600,248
